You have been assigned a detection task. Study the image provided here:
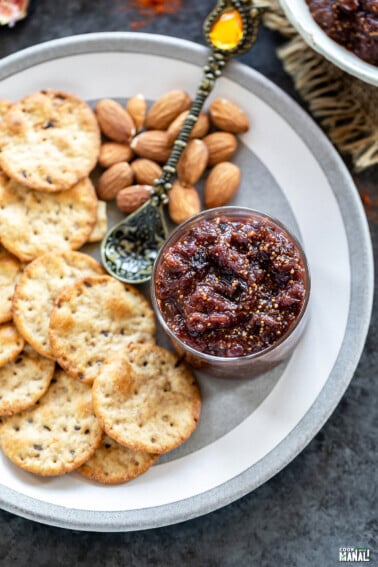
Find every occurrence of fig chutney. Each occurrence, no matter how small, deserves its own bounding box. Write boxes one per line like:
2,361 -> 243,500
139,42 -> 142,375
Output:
153,208 -> 310,376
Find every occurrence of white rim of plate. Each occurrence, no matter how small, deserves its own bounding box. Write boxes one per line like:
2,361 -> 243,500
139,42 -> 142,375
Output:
279,0 -> 378,86
0,32 -> 373,531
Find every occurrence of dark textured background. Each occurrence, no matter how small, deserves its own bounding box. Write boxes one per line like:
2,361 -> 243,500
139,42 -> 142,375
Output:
0,1 -> 377,565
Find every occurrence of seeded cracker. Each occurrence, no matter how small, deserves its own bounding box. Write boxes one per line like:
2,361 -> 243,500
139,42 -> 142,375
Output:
0,369 -> 102,476
77,434 -> 159,485
49,276 -> 156,384
0,173 -> 97,262
92,344 -> 201,454
87,200 -> 108,243
0,323 -> 25,368
0,344 -> 55,417
0,90 -> 100,192
0,245 -> 22,324
0,100 -> 12,126
13,251 -> 105,359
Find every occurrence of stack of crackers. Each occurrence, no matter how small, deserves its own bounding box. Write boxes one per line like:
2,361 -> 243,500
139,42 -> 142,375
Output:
0,90 -> 201,484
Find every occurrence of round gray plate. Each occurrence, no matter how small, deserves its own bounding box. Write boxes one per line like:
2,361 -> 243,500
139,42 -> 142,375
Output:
0,33 -> 373,532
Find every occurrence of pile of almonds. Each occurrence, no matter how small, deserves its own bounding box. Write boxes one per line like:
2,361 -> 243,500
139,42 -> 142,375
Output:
94,90 -> 249,224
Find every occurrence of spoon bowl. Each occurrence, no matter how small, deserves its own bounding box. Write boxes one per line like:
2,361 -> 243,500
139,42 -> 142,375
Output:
101,200 -> 167,284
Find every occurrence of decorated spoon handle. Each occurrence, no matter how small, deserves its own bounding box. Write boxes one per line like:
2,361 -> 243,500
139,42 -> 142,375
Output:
152,0 -> 266,204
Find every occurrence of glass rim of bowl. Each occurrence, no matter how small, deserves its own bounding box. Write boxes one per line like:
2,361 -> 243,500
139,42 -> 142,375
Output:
151,206 -> 311,363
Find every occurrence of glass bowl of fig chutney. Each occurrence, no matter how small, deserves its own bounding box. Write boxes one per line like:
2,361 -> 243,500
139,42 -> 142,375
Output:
152,207 -> 311,378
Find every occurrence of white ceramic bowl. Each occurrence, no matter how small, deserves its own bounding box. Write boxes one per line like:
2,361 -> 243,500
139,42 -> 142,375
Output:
279,0 -> 378,86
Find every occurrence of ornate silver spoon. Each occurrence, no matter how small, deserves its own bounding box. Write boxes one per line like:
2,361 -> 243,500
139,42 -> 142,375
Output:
101,0 -> 266,284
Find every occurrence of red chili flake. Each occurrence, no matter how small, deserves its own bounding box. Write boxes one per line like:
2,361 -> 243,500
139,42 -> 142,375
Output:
121,0 -> 182,29
359,187 -> 378,221
132,0 -> 181,14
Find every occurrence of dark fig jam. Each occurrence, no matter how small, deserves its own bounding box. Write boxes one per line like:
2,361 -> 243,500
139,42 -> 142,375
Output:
306,0 -> 378,66
155,215 -> 307,358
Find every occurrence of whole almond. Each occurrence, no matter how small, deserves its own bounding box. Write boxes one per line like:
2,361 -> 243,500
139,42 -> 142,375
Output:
203,132 -> 238,166
209,98 -> 250,134
98,142 -> 134,168
95,99 -> 136,143
205,162 -> 241,208
96,162 -> 134,201
146,90 -> 192,130
126,94 -> 146,132
131,130 -> 172,163
168,181 -> 201,225
177,139 -> 209,186
167,111 -> 210,144
131,158 -> 163,185
116,185 -> 152,213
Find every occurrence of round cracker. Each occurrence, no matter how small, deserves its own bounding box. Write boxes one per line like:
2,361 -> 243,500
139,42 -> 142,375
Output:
0,89 -> 100,192
0,99 -> 12,126
77,434 -> 159,485
0,369 -> 102,476
93,344 -> 201,454
0,344 -> 55,417
0,323 -> 25,368
0,245 -> 22,323
87,200 -> 107,243
13,251 -> 105,359
49,275 -> 156,384
0,173 -> 97,262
